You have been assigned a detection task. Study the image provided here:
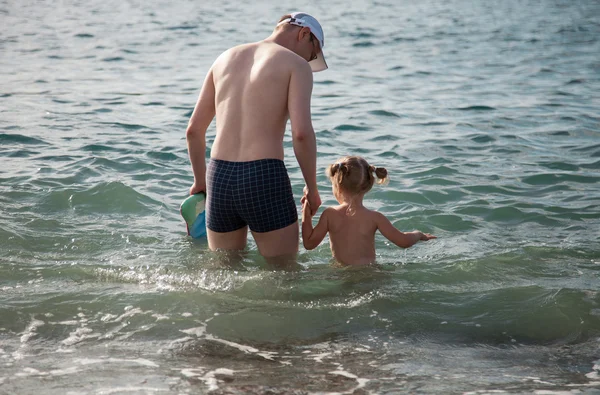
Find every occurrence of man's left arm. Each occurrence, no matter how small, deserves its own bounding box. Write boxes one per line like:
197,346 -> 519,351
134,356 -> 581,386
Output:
186,68 -> 216,195
289,62 -> 321,214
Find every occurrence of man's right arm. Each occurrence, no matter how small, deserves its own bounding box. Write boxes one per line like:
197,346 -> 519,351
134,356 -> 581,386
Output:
288,61 -> 321,214
186,68 -> 216,195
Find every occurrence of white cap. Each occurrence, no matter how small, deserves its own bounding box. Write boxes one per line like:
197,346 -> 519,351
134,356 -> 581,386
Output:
277,12 -> 328,72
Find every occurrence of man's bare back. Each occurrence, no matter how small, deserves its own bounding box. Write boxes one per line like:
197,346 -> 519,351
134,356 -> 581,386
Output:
185,12 -> 327,259
210,42 -> 306,162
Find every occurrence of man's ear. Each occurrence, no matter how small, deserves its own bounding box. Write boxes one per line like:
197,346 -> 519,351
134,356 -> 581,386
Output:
298,26 -> 311,41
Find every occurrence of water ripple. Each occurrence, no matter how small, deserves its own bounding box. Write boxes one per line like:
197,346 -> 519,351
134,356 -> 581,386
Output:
2,0 -> 600,392
0,133 -> 48,145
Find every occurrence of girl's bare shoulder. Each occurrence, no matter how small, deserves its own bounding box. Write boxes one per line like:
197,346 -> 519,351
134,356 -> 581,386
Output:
363,207 -> 385,224
323,206 -> 345,222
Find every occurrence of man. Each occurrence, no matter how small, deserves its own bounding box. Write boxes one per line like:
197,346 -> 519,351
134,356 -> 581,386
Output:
186,12 -> 327,261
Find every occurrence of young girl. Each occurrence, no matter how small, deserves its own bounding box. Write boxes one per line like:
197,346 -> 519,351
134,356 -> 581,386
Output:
302,156 -> 436,266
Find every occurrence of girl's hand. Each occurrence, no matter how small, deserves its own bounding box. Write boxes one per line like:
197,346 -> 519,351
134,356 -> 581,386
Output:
301,186 -> 308,205
419,232 -> 437,241
302,198 -> 313,220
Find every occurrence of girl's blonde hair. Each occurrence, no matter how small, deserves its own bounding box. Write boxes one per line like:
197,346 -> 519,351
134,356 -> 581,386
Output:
327,156 -> 389,194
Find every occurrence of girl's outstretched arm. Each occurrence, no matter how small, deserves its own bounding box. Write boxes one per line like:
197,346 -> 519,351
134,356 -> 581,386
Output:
375,212 -> 436,248
302,200 -> 330,250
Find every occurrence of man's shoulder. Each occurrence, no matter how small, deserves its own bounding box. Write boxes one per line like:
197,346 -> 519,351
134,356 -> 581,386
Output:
217,43 -> 253,59
258,42 -> 311,71
216,42 -> 298,62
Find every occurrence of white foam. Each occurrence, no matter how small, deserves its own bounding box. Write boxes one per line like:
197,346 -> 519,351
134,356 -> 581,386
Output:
56,348 -> 76,353
99,322 -> 128,340
55,320 -> 79,326
75,358 -> 108,366
181,368 -> 205,378
327,369 -> 370,394
113,307 -> 145,322
15,367 -> 47,377
127,358 -> 160,368
101,314 -> 118,322
204,334 -> 260,354
213,368 -> 234,375
310,352 -> 332,363
20,318 -> 45,343
13,318 -> 45,360
533,379 -> 555,385
198,368 -> 235,392
329,370 -> 358,379
180,321 -> 275,361
62,327 -> 101,346
49,366 -> 80,376
74,358 -> 159,368
257,352 -> 278,361
164,336 -> 194,351
180,326 -> 206,337
93,386 -> 166,394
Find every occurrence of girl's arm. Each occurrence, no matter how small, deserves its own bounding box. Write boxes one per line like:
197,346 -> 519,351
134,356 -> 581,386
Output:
375,212 -> 436,248
302,200 -> 330,250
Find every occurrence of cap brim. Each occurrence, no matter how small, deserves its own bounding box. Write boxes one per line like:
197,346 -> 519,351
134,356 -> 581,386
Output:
310,51 -> 328,72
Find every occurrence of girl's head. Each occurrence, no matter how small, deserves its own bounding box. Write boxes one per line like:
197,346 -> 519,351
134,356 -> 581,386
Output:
327,156 -> 388,196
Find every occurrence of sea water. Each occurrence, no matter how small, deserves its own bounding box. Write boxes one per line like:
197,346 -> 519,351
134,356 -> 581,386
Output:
1,0 -> 599,393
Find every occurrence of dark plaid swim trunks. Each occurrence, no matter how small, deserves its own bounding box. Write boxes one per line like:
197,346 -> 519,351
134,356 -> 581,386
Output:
205,159 -> 298,233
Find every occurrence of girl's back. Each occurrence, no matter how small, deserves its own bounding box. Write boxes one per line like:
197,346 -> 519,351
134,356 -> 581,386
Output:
326,205 -> 378,266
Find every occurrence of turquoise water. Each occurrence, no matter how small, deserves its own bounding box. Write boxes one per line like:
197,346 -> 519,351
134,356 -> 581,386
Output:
1,0 -> 600,393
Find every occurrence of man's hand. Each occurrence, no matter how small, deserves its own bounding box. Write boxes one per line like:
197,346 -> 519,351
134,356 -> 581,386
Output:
303,185 -> 321,216
189,180 -> 206,195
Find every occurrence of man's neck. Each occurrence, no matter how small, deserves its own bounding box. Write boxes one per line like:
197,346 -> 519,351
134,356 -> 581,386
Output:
264,31 -> 293,51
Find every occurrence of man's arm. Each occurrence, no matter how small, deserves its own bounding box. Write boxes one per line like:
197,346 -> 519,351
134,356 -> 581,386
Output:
288,62 -> 321,213
186,68 -> 216,195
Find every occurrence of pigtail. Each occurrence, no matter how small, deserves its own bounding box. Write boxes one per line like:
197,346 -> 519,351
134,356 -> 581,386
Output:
327,162 -> 347,185
339,163 -> 348,175
327,163 -> 338,177
374,167 -> 389,185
